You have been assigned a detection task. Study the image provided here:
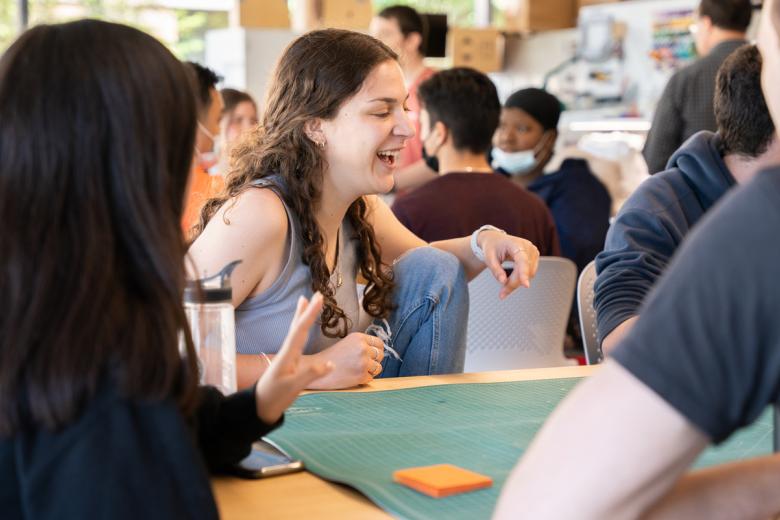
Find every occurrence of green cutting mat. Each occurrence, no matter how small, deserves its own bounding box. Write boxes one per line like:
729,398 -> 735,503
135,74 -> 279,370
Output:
267,378 -> 773,520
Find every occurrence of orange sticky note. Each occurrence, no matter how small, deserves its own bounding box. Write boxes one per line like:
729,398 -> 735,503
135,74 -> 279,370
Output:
393,464 -> 493,498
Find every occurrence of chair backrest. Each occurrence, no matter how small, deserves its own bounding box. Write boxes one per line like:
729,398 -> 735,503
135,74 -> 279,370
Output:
464,257 -> 577,372
577,260 -> 603,365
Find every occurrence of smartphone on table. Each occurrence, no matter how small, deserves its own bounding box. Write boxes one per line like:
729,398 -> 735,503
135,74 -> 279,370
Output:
233,439 -> 304,479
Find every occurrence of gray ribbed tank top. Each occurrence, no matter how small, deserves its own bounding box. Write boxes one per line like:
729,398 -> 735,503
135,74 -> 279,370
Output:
235,177 -> 370,355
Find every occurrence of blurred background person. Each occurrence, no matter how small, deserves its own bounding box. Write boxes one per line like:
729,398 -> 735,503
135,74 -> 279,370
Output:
642,0 -> 751,174
219,87 -> 259,164
370,4 -> 438,193
182,61 -> 224,235
493,88 -> 611,273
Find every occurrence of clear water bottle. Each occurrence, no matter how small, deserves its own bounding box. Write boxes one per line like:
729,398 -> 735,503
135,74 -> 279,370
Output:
184,260 -> 241,395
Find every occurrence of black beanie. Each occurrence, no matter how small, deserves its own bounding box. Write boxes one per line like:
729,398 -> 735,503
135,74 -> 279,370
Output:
504,88 -> 562,131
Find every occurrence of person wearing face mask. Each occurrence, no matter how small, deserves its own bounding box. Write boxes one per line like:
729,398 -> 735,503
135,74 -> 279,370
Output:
390,68 -> 560,257
182,62 -> 225,236
493,88 -> 611,273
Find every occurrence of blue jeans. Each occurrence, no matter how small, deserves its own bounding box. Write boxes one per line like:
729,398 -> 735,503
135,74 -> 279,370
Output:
370,247 -> 468,377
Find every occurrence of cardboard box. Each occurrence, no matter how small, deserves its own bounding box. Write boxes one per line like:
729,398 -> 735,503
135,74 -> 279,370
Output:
290,0 -> 373,32
231,0 -> 290,29
449,28 -> 506,73
322,0 -> 373,30
504,0 -> 577,32
578,0 -> 621,8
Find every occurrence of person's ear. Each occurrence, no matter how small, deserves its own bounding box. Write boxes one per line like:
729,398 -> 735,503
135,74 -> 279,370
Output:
699,15 -> 713,33
535,129 -> 556,150
433,120 -> 449,148
303,119 -> 326,148
405,32 -> 423,57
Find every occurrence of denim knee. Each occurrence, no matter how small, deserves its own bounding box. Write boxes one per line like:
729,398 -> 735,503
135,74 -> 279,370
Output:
394,247 -> 466,298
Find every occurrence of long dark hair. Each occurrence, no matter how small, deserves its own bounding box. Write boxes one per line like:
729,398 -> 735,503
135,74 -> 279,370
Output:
0,20 -> 200,435
196,29 -> 397,338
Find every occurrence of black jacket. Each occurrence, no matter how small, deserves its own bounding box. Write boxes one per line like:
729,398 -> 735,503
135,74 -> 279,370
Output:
0,383 -> 280,519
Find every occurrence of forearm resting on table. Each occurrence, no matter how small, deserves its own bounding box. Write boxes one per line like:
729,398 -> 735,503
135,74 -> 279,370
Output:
641,454 -> 780,520
601,316 -> 639,355
237,351 -> 344,391
237,353 -> 271,390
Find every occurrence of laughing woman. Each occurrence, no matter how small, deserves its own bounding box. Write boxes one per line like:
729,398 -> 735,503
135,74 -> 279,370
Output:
189,30 -> 540,390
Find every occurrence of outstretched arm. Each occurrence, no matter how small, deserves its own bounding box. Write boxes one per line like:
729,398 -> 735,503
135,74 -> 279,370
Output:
367,195 -> 539,298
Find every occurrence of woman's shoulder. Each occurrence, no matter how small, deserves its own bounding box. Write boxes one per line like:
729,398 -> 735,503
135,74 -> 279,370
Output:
188,183 -> 291,301
206,186 -> 289,243
228,185 -> 287,218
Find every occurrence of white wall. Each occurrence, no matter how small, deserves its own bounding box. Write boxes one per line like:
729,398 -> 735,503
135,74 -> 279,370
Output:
205,28 -> 298,107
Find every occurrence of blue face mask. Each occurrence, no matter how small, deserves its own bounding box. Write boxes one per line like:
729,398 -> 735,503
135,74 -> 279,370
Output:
491,147 -> 537,176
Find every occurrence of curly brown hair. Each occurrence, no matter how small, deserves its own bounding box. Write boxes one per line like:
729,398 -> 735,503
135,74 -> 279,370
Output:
195,29 -> 397,338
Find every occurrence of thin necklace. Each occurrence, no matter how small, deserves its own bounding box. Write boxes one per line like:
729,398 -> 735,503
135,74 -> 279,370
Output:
330,229 -> 343,289
462,166 -> 493,173
440,166 -> 494,174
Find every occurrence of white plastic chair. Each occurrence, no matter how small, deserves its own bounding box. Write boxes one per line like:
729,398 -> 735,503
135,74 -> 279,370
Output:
577,260 -> 603,365
464,257 -> 577,372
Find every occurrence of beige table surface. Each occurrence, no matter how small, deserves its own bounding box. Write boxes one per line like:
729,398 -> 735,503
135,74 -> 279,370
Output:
212,365 -> 598,520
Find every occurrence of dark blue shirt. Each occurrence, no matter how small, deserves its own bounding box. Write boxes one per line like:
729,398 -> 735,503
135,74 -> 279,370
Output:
594,131 -> 736,342
527,159 -> 611,272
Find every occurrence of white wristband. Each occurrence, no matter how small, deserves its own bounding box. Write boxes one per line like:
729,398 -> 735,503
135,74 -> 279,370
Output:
470,225 -> 505,263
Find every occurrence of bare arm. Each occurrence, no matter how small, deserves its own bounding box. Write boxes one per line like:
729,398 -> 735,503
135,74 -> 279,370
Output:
187,188 -> 288,307
189,190 -> 384,391
367,195 -> 539,298
493,360 -> 709,520
428,233 -> 537,298
601,316 -> 639,355
642,454 -> 780,520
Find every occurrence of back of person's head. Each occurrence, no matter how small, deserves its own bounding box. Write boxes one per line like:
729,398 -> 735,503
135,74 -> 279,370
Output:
377,5 -> 427,56
0,19 -> 199,435
186,61 -> 221,114
418,67 -> 500,154
198,29 -> 397,340
221,87 -> 257,116
504,88 -> 562,132
715,44 -> 775,157
699,0 -> 753,32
